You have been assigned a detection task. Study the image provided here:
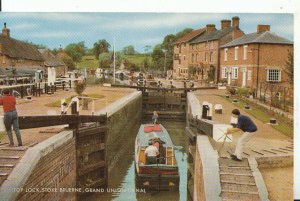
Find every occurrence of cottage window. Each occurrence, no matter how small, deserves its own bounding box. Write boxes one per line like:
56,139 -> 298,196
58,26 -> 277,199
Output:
267,69 -> 281,82
243,45 -> 248,60
247,70 -> 252,80
222,67 -> 228,78
234,47 -> 239,60
224,48 -> 228,61
183,55 -> 186,61
192,54 -> 194,63
232,67 -> 238,79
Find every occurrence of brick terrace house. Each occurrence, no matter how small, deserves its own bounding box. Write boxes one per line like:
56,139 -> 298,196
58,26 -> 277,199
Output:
0,23 -> 44,71
173,28 -> 206,79
38,49 -> 67,77
220,25 -> 293,89
188,17 -> 244,83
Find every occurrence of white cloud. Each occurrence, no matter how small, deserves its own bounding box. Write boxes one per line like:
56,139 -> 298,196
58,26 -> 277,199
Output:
30,31 -> 78,38
10,23 -> 37,30
101,13 -> 229,30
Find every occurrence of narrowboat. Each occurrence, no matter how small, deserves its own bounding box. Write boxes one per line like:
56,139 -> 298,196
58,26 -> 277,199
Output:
135,124 -> 179,191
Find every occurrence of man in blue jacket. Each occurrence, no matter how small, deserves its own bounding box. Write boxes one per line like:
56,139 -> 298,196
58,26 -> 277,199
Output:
226,109 -> 257,161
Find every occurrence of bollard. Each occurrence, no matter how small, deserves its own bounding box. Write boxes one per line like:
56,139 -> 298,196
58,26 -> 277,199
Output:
232,99 -> 238,103
214,104 -> 223,114
244,104 -> 250,110
269,118 -> 277,124
38,83 -> 41,96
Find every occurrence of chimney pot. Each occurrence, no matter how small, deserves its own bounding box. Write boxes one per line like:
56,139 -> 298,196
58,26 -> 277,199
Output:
232,16 -> 240,28
206,24 -> 216,33
221,19 -> 231,29
2,22 -> 10,37
257,25 -> 270,33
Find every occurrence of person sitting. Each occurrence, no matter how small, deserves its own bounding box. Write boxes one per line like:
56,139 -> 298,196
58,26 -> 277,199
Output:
145,140 -> 160,164
152,111 -> 159,124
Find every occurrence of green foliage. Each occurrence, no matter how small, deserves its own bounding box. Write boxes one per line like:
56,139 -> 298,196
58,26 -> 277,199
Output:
285,49 -> 293,85
122,45 -> 136,55
227,87 -> 237,95
0,131 -> 6,142
74,80 -> 87,96
93,39 -> 111,60
237,88 -> 253,97
62,57 -> 75,71
65,41 -> 86,63
77,55 -> 99,69
151,44 -> 164,70
98,52 -> 112,68
175,28 -> 193,39
222,96 -> 293,138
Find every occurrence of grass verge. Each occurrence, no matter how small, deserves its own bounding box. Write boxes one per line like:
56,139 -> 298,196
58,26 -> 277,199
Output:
221,95 -> 293,138
45,94 -> 106,107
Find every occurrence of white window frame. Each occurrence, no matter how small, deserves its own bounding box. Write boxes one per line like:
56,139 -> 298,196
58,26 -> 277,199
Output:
222,67 -> 228,78
234,47 -> 239,61
224,48 -> 228,61
232,66 -> 238,79
267,69 -> 281,82
247,70 -> 252,81
243,45 -> 248,60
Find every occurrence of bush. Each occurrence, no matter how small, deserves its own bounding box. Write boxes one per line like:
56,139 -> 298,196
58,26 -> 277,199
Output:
227,87 -> 237,95
74,80 -> 87,96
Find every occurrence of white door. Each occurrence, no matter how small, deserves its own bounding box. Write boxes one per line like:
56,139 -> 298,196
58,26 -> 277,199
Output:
227,68 -> 231,85
242,70 -> 246,87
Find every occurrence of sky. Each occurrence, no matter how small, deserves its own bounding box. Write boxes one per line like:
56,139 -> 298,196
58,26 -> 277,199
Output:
0,13 -> 294,52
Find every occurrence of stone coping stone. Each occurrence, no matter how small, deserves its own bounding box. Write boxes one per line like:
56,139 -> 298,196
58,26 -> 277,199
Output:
197,135 -> 222,201
248,157 -> 270,201
0,130 -> 74,201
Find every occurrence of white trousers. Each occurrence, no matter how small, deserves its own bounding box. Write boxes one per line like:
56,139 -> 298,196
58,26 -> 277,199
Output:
234,132 -> 255,159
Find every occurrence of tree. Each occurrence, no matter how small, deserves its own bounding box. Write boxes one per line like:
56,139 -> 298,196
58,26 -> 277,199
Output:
285,49 -> 294,85
62,57 -> 75,71
175,28 -> 193,39
74,80 -> 87,96
98,52 -> 111,68
122,45 -> 135,55
151,44 -> 164,70
65,42 -> 86,63
93,39 -> 111,60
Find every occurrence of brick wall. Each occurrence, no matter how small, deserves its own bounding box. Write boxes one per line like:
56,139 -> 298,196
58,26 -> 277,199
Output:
16,138 -> 76,201
173,42 -> 190,79
220,43 -> 293,88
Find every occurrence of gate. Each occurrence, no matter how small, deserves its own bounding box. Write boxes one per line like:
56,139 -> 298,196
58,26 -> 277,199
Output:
75,123 -> 108,200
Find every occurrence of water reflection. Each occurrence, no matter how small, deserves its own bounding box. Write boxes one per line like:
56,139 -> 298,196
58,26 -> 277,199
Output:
89,121 -> 189,201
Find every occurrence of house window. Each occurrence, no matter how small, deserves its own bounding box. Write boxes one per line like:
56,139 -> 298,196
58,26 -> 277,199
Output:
210,52 -> 213,62
247,70 -> 252,80
179,59 -> 181,65
192,54 -> 194,63
224,48 -> 228,61
234,47 -> 239,60
243,45 -> 248,60
222,67 -> 228,78
267,69 -> 281,82
177,44 -> 179,48
232,67 -> 238,79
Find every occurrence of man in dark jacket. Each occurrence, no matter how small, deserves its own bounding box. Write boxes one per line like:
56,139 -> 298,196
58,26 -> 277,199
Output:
0,89 -> 22,146
226,109 -> 257,161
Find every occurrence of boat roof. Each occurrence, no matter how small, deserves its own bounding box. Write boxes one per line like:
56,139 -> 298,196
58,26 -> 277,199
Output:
137,124 -> 174,147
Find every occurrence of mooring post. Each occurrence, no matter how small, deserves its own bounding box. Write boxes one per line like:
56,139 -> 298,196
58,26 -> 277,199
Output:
20,85 -> 24,98
62,82 -> 65,91
38,82 -> 41,96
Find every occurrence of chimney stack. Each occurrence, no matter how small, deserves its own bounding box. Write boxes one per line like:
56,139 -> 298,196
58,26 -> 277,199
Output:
2,23 -> 10,37
206,24 -> 216,33
257,25 -> 270,33
221,20 -> 231,30
232,16 -> 240,28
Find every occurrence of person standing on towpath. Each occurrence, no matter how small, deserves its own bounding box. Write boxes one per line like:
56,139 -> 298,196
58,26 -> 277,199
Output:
0,89 -> 22,146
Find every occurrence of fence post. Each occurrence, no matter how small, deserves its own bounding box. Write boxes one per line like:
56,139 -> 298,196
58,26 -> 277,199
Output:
20,85 -> 24,98
38,82 -> 41,96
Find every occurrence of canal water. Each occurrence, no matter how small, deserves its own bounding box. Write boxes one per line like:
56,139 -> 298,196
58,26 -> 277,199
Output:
89,120 -> 190,201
